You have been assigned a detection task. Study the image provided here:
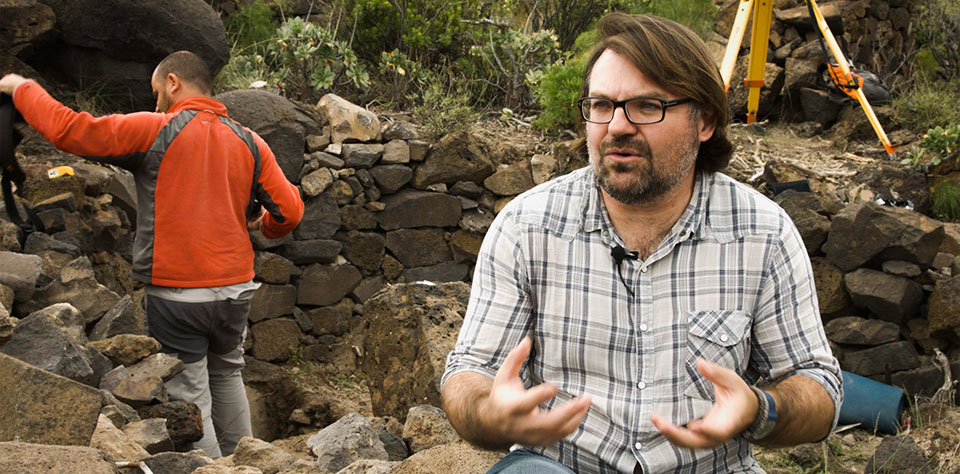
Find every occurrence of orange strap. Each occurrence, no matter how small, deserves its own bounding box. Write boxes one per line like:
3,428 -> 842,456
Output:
827,64 -> 862,100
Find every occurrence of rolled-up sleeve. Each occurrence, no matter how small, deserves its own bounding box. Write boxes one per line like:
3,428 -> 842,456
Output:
750,216 -> 844,431
442,207 -> 534,387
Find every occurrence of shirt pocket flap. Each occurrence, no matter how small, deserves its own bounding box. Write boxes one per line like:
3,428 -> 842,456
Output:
687,310 -> 752,347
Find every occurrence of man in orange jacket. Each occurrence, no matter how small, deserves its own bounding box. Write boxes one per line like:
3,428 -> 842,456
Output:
0,51 -> 305,457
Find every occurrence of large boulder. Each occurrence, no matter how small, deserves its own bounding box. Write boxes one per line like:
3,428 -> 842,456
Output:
843,268 -> 924,324
928,275 -> 960,339
317,93 -> 380,144
823,202 -> 944,272
0,442 -> 118,474
218,89 -> 320,183
32,0 -> 229,111
0,353 -> 101,445
376,190 -> 461,231
21,256 -> 120,324
1,0 -> 57,59
361,282 -> 470,420
0,251 -> 42,303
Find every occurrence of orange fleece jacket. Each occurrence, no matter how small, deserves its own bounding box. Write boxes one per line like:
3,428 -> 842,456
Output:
14,80 -> 304,287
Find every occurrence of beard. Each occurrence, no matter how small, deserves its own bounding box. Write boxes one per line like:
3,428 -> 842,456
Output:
156,91 -> 173,113
589,131 -> 699,205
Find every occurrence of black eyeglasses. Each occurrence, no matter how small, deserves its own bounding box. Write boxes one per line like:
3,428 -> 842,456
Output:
577,97 -> 695,125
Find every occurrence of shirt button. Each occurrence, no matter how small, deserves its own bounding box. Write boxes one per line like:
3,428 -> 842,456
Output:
634,442 -> 642,450
637,381 -> 646,389
602,230 -> 609,237
720,334 -> 729,343
639,323 -> 648,332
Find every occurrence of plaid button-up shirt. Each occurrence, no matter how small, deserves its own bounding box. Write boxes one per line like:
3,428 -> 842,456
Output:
443,167 -> 842,474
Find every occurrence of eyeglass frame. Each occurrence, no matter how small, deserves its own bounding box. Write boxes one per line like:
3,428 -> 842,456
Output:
576,96 -> 695,125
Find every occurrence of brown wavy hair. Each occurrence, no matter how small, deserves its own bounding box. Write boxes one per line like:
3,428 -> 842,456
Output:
577,13 -> 733,173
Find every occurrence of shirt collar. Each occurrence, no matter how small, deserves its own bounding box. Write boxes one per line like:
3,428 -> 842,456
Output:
580,167 -> 713,244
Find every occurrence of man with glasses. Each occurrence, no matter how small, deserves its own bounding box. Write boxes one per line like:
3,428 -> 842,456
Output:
441,12 -> 841,474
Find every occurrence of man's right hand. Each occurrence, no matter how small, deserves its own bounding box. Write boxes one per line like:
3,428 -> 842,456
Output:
0,74 -> 28,95
474,337 -> 592,446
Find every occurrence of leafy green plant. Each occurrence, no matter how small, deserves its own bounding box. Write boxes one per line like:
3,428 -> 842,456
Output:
469,26 -> 560,109
900,124 -> 960,172
532,54 -> 586,132
375,48 -> 428,108
625,0 -> 719,39
267,16 -> 369,101
215,52 -> 284,93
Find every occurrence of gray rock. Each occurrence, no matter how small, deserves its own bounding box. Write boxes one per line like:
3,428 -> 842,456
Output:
408,140 -> 430,162
84,345 -> 115,388
888,360 -> 946,398
382,121 -> 419,141
0,352 -> 101,446
844,268 -> 924,324
127,352 -> 184,383
882,260 -> 923,278
232,436 -> 296,474
23,231 -> 81,257
138,401 -> 203,450
381,140 -> 411,164
376,190 -> 461,231
370,165 -> 413,195
353,276 -> 386,304
317,94 -> 381,144
254,252 -> 294,285
301,168 -> 335,197
90,295 -> 145,341
385,228 -> 452,268
0,251 -> 42,302
824,316 -> 900,346
864,435 -> 928,474
336,231 -> 386,274
340,205 -> 378,231
297,264 -> 363,307
810,257 -> 851,315
844,341 -> 920,376
412,131 -> 495,188
335,459 -> 399,474
91,413 -> 150,462
277,239 -> 342,265
141,451 -> 212,474
218,89 -> 315,183
362,282 -> 470,420
28,302 -> 85,344
101,390 -> 141,425
855,163 -> 932,216
402,405 -> 459,453
304,300 -> 354,338
295,193 -> 342,240
307,413 -> 389,472
312,151 -> 344,169
459,209 -> 495,234
292,307 -> 313,333
401,262 -> 470,283
342,144 -> 384,169
2,0 -> 56,58
378,425 -> 409,461
0,311 -> 93,382
87,334 -> 161,367
249,284 -> 298,322
824,202 -> 945,272
483,161 -> 535,196
122,418 -> 174,454
0,442 -> 118,474
108,373 -> 168,409
387,443 -> 501,474
928,275 -> 960,339
799,87 -> 841,128
24,256 -> 120,324
250,318 -> 303,362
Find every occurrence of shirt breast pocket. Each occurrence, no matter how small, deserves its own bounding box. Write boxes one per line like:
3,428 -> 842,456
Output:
683,309 -> 752,400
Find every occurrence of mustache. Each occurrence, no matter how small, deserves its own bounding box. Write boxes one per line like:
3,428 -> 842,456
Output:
599,136 -> 651,158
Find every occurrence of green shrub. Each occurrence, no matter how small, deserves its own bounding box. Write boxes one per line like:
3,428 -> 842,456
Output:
933,179 -> 960,220
412,73 -> 481,139
468,26 -> 560,109
223,0 -> 278,54
532,54 -> 586,132
266,16 -> 369,101
215,53 -> 284,93
915,0 -> 960,80
894,79 -> 960,133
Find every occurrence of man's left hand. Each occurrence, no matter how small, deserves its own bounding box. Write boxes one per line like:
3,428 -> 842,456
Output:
650,358 -> 758,449
0,74 -> 28,95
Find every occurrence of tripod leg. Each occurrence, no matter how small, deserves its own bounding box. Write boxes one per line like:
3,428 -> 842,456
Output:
720,0 -> 754,91
808,0 -> 897,155
745,0 -> 773,124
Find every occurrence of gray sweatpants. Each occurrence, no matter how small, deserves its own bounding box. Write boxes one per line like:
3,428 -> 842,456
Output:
146,284 -> 256,457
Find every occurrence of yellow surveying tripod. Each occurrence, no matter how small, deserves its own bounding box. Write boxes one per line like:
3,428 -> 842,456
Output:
720,0 -> 898,156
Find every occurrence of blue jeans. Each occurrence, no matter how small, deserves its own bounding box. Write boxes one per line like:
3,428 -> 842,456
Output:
487,449 -> 576,474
